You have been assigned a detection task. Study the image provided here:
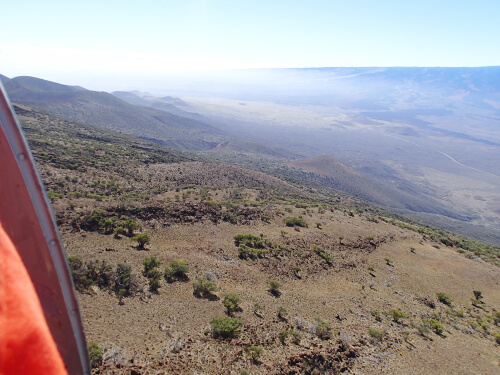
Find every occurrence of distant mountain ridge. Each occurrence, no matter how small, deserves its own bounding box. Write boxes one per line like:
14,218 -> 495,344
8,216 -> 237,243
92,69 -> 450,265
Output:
3,75 -> 227,150
111,91 -> 202,120
0,74 -> 10,84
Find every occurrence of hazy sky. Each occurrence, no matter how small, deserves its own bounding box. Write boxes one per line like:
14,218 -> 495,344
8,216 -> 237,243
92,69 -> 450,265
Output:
1,0 -> 499,90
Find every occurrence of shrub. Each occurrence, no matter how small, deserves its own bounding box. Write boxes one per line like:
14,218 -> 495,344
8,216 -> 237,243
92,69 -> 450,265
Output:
143,257 -> 160,276
119,218 -> 139,235
492,332 -> 500,344
113,226 -> 125,238
279,331 -> 288,344
368,327 -> 386,341
165,259 -> 188,282
493,311 -> 500,326
313,245 -> 333,265
314,318 -> 332,340
223,292 -> 242,315
473,290 -> 483,302
101,218 -> 115,234
234,233 -> 263,248
415,323 -> 430,336
81,209 -> 106,231
85,259 -> 113,289
210,316 -> 242,339
193,277 -> 218,298
238,245 -> 267,259
390,309 -> 405,323
68,255 -> 92,290
278,306 -> 289,321
132,233 -> 150,249
279,330 -> 301,345
471,298 -> 483,307
268,280 -> 281,297
118,288 -> 127,305
371,309 -> 382,322
423,318 -> 444,334
384,258 -> 393,266
284,216 -> 308,228
147,268 -> 162,292
246,346 -> 263,363
88,341 -> 102,368
261,214 -> 271,223
437,292 -> 453,306
114,263 -> 135,297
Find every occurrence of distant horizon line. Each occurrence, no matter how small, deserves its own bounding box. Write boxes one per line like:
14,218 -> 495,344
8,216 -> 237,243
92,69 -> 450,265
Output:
3,65 -> 500,80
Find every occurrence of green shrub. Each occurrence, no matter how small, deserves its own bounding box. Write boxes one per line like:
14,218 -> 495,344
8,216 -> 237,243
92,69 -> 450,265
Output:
101,218 -> 115,234
223,292 -> 242,315
115,263 -> 132,296
210,316 -> 242,339
113,226 -> 125,238
143,256 -> 160,276
246,345 -> 263,363
493,311 -> 500,326
477,317 -> 489,331
119,218 -> 139,235
82,209 -> 106,231
261,214 -> 271,223
165,259 -> 189,282
85,259 -> 113,289
423,318 -> 444,334
268,280 -> 281,297
279,331 -> 288,344
471,298 -> 482,307
371,309 -> 382,322
492,332 -> 500,344
239,244 -> 267,259
132,233 -> 150,249
313,245 -> 333,265
390,309 -> 405,323
278,306 -> 288,321
118,288 -> 127,305
368,327 -> 386,341
193,277 -> 218,297
284,216 -> 308,228
473,290 -> 483,302
422,319 -> 443,335
234,233 -> 264,248
415,323 -> 430,336
437,292 -> 453,306
68,255 -> 92,290
88,341 -> 102,368
147,268 -> 162,292
314,318 -> 332,340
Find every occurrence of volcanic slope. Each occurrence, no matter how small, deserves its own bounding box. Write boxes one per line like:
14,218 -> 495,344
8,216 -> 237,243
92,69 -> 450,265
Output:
5,76 -> 227,150
288,156 -> 466,219
16,105 -> 500,374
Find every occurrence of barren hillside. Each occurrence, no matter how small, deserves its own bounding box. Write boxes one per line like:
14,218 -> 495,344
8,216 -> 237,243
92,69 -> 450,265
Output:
17,105 -> 500,374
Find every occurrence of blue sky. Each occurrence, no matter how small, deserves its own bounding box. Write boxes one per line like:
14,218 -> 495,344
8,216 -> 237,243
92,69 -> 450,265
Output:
1,0 -> 499,90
